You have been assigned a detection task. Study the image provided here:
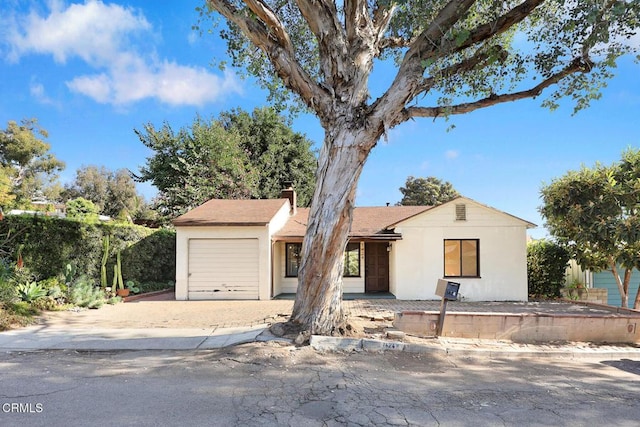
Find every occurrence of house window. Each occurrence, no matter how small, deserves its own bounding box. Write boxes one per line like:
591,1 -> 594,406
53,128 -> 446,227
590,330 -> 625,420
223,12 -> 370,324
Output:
285,243 -> 302,277
343,242 -> 361,277
444,239 -> 479,277
285,242 -> 361,277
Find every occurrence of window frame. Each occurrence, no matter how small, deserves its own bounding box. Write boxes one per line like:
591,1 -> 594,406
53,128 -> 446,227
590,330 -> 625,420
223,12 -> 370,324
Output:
284,242 -> 361,278
285,243 -> 302,277
443,239 -> 480,278
343,242 -> 361,278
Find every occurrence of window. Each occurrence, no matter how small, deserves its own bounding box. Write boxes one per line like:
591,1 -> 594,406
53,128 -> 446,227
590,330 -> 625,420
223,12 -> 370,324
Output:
343,242 -> 361,277
444,239 -> 479,277
285,243 -> 302,277
285,242 -> 361,277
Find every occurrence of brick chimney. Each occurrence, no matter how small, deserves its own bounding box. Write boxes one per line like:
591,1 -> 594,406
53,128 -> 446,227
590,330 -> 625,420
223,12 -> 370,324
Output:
280,182 -> 297,216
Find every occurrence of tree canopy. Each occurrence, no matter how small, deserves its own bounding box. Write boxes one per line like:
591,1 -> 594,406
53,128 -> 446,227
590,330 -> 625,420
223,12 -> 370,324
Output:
199,0 -> 640,334
397,176 -> 459,206
219,107 -> 317,205
540,149 -> 640,309
0,119 -> 65,208
62,166 -> 145,222
65,197 -> 100,222
135,108 -> 317,219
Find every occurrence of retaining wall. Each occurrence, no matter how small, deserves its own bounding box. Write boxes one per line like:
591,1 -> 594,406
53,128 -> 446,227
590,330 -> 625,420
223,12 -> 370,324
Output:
393,310 -> 640,344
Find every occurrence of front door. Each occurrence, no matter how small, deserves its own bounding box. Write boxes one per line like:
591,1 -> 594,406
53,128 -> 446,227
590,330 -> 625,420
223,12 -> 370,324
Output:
365,242 -> 390,293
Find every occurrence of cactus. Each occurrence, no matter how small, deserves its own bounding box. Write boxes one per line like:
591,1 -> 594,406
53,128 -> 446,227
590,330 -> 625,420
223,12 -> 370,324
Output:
100,235 -> 109,288
115,250 -> 124,290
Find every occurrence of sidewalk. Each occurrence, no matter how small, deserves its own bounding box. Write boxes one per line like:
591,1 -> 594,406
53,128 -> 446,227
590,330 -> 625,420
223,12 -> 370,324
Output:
0,293 -> 639,358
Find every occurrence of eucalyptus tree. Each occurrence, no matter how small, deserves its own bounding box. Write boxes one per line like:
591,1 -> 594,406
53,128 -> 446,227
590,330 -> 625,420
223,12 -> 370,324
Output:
198,0 -> 640,334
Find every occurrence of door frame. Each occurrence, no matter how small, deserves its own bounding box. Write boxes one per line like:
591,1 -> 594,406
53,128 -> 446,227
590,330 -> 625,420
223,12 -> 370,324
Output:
364,242 -> 390,293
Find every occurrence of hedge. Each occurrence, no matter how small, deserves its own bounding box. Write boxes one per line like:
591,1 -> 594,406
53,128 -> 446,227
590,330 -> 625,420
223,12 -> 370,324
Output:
0,215 -> 175,285
527,239 -> 570,299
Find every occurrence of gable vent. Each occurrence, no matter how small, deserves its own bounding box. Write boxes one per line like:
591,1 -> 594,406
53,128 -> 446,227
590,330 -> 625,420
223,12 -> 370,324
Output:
455,204 -> 466,221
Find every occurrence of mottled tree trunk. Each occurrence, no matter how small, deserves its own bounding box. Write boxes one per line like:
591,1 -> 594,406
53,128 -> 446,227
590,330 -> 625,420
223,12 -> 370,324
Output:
290,127 -> 372,335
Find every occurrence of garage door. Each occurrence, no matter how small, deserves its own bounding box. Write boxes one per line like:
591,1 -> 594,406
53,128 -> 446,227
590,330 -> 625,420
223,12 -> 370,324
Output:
188,238 -> 259,300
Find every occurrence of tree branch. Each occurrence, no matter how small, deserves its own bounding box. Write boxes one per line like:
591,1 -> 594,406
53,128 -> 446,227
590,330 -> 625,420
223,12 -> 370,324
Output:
372,3 -> 398,47
403,56 -> 592,120
295,0 -> 349,89
379,36 -> 413,50
243,0 -> 294,56
416,45 -> 508,94
206,0 -> 330,113
407,0 -> 480,62
345,0 -> 370,45
435,0 -> 545,59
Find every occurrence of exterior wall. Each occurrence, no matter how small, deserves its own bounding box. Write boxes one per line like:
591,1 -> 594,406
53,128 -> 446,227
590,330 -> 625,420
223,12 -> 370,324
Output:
175,225 -> 272,301
390,199 -> 529,301
593,268 -> 640,308
272,241 -> 365,296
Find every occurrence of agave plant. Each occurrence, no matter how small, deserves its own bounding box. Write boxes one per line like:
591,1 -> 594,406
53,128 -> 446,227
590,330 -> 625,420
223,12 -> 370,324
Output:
17,282 -> 48,303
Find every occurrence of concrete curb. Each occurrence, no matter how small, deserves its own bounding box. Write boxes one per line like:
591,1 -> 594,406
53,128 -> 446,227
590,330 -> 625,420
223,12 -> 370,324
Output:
309,335 -> 640,359
2,325 -> 639,358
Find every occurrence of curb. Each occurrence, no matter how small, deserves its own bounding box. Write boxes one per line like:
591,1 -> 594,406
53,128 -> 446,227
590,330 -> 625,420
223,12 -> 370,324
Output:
308,335 -> 640,359
122,288 -> 174,302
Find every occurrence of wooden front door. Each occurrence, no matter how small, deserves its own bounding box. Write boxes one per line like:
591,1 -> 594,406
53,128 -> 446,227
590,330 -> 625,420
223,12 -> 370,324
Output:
365,243 -> 390,293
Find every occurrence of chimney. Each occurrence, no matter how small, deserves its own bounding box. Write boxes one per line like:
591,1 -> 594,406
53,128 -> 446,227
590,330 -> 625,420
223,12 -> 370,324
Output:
280,182 -> 297,216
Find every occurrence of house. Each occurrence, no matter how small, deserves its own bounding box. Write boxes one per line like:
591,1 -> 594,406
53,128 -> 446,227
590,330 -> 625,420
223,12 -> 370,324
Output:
591,269 -> 640,308
173,189 -> 535,301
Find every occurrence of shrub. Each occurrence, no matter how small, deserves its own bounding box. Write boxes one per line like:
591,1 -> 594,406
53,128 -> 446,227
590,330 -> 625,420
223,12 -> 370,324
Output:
16,282 -> 47,303
527,239 -> 571,299
0,216 -> 175,286
68,277 -> 106,309
0,302 -> 38,331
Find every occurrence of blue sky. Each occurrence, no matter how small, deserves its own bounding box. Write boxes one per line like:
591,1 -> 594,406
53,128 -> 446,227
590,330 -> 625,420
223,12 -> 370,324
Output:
1,1 -> 639,239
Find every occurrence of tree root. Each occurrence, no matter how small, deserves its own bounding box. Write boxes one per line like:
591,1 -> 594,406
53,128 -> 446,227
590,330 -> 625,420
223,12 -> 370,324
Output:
270,318 -> 363,345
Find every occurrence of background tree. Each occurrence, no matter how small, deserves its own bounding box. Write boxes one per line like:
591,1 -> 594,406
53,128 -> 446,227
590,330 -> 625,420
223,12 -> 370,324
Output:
199,0 -> 640,334
63,166 -> 144,222
219,107 -> 317,206
135,115 -> 258,219
397,176 -> 459,206
540,149 -> 640,309
0,119 -> 65,208
66,197 -> 99,222
135,109 -> 317,219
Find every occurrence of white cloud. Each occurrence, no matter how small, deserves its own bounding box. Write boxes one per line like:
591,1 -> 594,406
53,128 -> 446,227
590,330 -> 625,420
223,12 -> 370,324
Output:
6,0 -> 240,107
445,150 -> 459,160
29,80 -> 57,105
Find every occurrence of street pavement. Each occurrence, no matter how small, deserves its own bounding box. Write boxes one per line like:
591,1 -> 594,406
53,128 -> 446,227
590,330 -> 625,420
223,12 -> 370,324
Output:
1,345 -> 639,426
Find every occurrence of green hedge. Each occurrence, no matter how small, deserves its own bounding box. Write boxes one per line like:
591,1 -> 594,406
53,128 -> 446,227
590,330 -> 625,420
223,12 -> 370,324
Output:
0,215 -> 175,285
527,239 -> 570,299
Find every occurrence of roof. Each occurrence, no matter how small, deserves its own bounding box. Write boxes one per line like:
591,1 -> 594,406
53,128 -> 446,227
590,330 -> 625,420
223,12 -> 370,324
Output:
172,199 -> 289,226
273,206 -> 433,241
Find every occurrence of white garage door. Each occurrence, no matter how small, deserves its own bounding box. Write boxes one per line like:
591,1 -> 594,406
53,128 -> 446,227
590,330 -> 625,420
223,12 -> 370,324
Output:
188,238 -> 259,300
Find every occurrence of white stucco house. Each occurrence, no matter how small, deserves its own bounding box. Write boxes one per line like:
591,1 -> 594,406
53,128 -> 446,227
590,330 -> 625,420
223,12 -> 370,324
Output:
173,189 -> 535,301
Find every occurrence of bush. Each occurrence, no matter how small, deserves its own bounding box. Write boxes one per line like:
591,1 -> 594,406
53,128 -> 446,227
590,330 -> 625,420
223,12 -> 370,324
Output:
68,277 -> 106,309
0,216 -> 175,286
527,239 -> 571,299
0,301 -> 38,331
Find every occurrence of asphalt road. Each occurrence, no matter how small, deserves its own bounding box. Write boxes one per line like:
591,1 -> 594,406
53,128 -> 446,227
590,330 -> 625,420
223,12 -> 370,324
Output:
1,342 -> 639,426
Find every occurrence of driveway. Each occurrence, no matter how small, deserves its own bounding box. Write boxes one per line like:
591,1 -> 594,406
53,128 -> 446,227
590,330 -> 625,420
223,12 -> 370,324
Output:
37,290 -> 640,330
